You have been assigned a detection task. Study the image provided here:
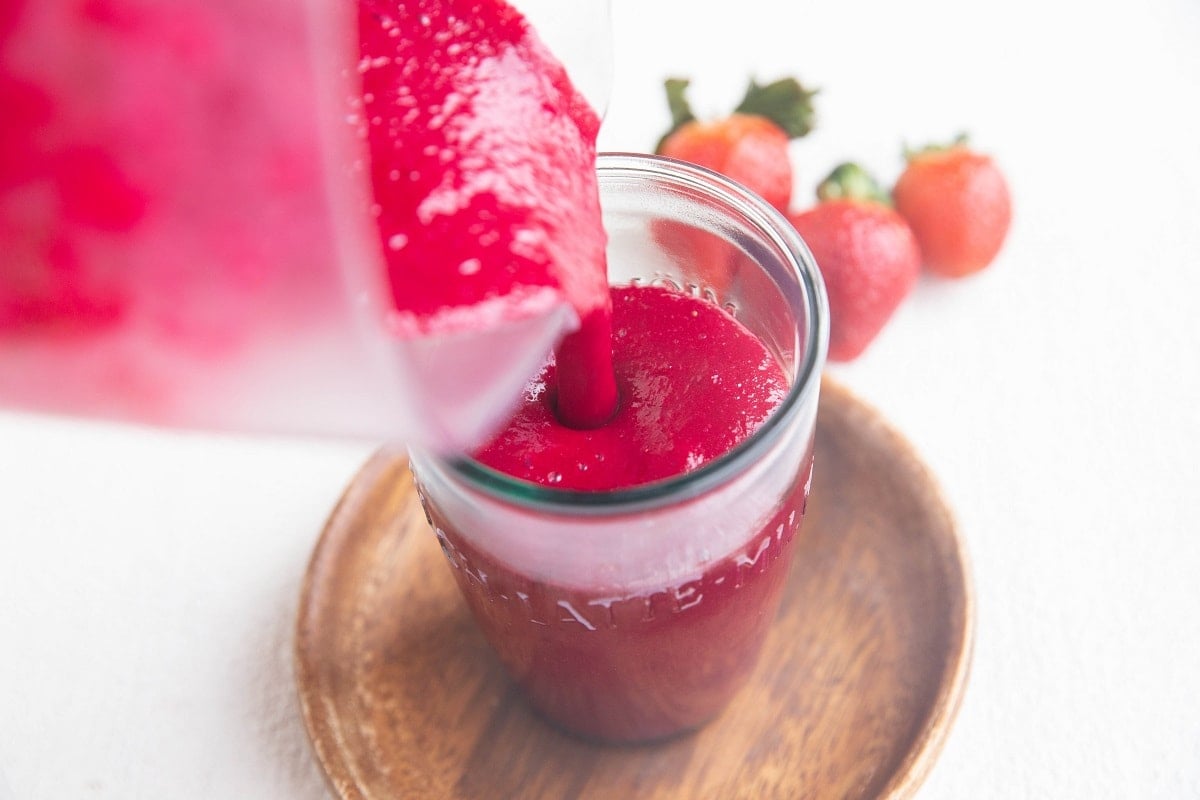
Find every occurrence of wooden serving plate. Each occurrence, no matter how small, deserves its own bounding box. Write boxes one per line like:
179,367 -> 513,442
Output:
295,378 -> 974,799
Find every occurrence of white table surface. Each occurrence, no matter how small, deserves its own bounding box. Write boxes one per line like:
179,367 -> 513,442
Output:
3,0 -> 1200,797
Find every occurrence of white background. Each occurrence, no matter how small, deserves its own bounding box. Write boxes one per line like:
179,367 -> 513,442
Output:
3,0 -> 1200,797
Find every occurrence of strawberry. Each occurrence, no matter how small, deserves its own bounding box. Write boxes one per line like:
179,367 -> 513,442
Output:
892,135 -> 1012,278
652,78 -> 815,298
656,77 -> 816,212
788,163 -> 920,361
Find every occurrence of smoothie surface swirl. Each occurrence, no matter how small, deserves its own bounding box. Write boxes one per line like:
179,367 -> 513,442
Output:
475,285 -> 789,491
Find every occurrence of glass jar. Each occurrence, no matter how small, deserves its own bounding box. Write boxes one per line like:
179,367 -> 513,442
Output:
410,152 -> 828,743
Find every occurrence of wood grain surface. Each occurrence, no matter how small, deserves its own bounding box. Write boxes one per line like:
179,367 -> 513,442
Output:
295,377 -> 974,799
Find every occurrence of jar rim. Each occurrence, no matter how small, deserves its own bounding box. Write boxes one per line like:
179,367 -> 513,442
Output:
433,152 -> 829,515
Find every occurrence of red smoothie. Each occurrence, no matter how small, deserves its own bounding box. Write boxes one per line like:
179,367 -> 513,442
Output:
357,0 -> 606,328
475,285 -> 788,489
422,284 -> 813,741
357,0 -> 617,428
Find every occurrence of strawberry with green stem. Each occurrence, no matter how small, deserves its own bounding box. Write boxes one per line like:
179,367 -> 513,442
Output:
656,77 -> 817,212
788,163 -> 921,361
652,77 -> 816,297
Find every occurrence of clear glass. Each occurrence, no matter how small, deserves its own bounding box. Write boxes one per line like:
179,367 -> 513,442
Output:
410,153 -> 829,743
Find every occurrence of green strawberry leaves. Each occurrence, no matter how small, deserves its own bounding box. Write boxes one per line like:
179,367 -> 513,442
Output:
656,76 -> 818,152
734,78 -> 818,140
817,162 -> 891,207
